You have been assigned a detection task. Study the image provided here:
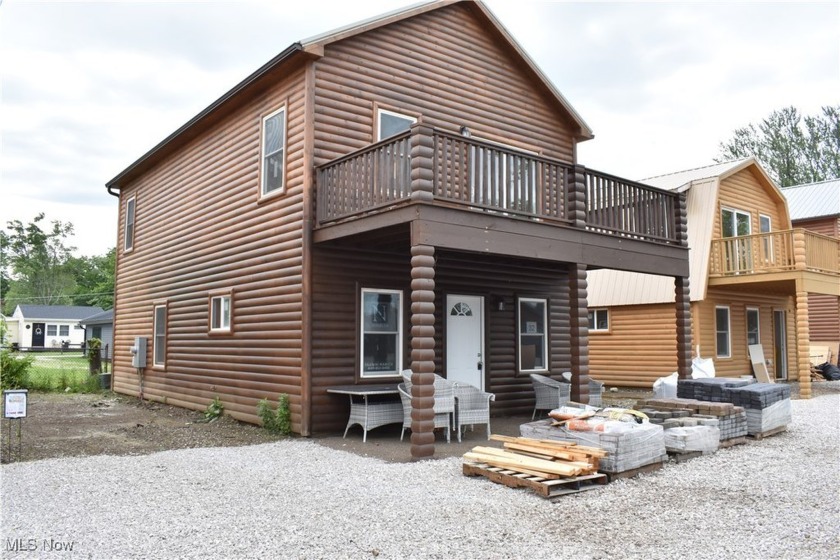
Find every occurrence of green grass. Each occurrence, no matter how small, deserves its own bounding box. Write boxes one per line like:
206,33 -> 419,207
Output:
24,354 -> 102,393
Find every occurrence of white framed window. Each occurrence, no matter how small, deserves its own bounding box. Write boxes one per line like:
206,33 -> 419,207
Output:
588,308 -> 610,332
261,107 -> 286,196
47,325 -> 58,336
153,304 -> 167,367
124,196 -> 136,252
59,325 -> 70,337
210,294 -> 232,333
715,305 -> 731,358
746,307 -> 760,347
377,108 -> 416,141
721,207 -> 751,238
518,297 -> 548,372
360,288 -> 403,378
759,214 -> 773,263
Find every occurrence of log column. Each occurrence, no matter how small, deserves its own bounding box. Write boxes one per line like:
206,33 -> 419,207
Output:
569,264 -> 590,403
675,276 -> 693,379
410,244 -> 436,458
569,165 -> 587,228
793,231 -> 811,399
410,123 -> 435,203
674,192 -> 693,379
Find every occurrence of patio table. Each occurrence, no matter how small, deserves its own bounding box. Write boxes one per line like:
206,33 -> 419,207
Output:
326,384 -> 402,442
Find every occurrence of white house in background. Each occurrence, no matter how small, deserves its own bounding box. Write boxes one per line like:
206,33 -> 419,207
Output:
11,305 -> 104,348
1,314 -> 20,347
79,309 -> 114,353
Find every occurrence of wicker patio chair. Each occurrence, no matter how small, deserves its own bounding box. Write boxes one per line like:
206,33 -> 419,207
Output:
397,378 -> 454,443
452,382 -> 495,442
560,371 -> 605,407
530,373 -> 571,419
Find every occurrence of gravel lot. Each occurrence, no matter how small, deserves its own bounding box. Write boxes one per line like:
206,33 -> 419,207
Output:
2,382 -> 838,560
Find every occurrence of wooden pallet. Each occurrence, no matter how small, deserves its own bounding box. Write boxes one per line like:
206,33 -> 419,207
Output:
463,462 -> 607,498
604,460 -> 664,481
667,450 -> 704,463
719,436 -> 747,448
747,426 -> 787,440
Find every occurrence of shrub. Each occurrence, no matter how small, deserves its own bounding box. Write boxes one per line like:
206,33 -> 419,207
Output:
257,394 -> 291,435
1,350 -> 33,390
204,396 -> 224,421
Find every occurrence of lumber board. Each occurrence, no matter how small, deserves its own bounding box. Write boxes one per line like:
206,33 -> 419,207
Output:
464,448 -> 583,477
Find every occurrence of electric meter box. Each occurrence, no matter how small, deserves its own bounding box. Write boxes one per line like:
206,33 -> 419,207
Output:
130,337 -> 147,368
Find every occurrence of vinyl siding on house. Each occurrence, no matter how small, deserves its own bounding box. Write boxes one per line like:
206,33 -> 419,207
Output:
112,66 -> 309,427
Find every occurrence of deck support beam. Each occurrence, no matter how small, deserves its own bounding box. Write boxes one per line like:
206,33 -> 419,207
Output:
410,244 -> 436,458
569,263 -> 590,403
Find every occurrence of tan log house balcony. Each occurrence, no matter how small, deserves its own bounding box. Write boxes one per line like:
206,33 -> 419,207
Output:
709,229 -> 840,295
315,124 -> 683,247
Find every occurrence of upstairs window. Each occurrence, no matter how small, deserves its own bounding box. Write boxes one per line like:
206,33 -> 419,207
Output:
588,308 -> 610,332
721,207 -> 751,238
261,107 -> 286,196
377,109 -> 416,141
518,298 -> 548,373
124,196 -> 136,252
210,294 -> 232,333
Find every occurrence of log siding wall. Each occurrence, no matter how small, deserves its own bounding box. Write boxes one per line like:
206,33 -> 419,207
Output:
310,245 -> 571,434
715,169 -> 788,237
312,3 -> 577,168
794,216 -> 839,353
113,67 -> 308,427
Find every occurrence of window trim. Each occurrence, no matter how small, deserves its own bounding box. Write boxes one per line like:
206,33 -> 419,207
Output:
376,108 -> 417,141
588,308 -> 610,333
153,303 -> 167,368
46,324 -> 58,337
58,325 -> 70,337
715,305 -> 731,359
209,290 -> 234,334
260,106 -> 287,198
124,195 -> 136,253
746,307 -> 760,347
517,297 -> 549,373
359,288 -> 404,379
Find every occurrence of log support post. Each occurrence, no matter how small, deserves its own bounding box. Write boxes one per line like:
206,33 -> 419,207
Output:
675,276 -> 693,379
569,264 -> 590,403
410,244 -> 436,458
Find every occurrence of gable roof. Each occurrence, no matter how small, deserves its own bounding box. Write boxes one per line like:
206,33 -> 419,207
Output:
107,0 -> 592,192
15,305 -> 105,322
781,178 -> 840,221
79,309 -> 114,326
589,158 -> 783,307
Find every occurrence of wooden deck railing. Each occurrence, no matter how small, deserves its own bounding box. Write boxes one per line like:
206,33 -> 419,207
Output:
316,125 -> 682,245
709,229 -> 839,276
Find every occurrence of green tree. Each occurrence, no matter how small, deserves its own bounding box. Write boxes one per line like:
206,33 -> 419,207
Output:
67,248 -> 115,309
717,105 -> 840,187
0,214 -> 77,314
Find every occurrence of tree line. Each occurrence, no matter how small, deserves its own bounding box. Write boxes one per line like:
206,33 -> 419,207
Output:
0,213 -> 114,315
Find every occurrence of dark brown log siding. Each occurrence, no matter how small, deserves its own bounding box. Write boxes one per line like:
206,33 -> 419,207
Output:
310,244 -> 571,434
312,3 -> 577,167
113,67 -> 308,427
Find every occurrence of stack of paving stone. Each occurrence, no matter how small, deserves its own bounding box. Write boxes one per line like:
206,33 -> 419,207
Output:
636,397 -> 748,443
722,383 -> 791,435
676,377 -> 754,401
663,425 -> 720,454
520,419 -> 667,474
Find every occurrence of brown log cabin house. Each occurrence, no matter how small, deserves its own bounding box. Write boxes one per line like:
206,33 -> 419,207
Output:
105,0 -> 692,458
782,179 -> 840,364
587,159 -> 840,398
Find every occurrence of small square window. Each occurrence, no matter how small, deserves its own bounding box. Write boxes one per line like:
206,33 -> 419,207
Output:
588,309 -> 609,332
377,109 -> 416,141
59,325 -> 70,337
210,295 -> 232,332
47,325 -> 58,337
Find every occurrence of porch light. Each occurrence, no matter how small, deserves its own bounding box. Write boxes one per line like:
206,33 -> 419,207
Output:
493,295 -> 505,311
459,125 -> 471,138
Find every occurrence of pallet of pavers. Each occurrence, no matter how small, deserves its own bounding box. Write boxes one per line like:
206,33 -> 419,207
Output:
637,397 -> 748,446
677,379 -> 791,438
520,419 -> 667,479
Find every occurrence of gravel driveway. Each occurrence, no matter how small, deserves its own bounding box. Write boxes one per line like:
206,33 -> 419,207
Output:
2,382 -> 838,559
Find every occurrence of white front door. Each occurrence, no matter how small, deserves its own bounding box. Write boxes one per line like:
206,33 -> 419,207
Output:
446,294 -> 484,389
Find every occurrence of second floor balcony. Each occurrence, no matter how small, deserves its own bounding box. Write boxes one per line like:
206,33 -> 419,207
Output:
709,229 -> 840,295
315,124 -> 684,248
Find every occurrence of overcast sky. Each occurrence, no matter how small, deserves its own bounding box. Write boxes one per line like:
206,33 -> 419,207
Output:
1,0 -> 838,256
